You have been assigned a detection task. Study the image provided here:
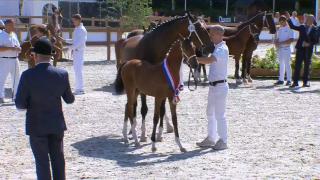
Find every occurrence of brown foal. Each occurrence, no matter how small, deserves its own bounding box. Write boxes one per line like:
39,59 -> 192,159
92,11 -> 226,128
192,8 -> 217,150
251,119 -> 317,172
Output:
118,39 -> 198,152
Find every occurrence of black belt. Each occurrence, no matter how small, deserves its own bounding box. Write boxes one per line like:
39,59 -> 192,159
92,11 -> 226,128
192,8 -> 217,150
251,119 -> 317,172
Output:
0,57 -> 17,59
209,80 -> 227,86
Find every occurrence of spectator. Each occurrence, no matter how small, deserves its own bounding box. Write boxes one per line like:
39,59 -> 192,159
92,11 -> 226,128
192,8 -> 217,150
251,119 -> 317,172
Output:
286,13 -> 318,87
274,16 -> 294,86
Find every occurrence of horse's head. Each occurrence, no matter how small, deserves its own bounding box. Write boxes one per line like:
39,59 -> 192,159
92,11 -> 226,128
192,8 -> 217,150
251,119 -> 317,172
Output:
181,38 -> 198,69
264,12 -> 276,34
183,12 -> 211,50
50,7 -> 63,33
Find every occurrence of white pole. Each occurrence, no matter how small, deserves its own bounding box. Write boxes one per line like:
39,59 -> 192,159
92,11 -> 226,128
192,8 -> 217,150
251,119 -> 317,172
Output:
316,0 -> 319,21
184,0 -> 187,11
226,0 -> 228,16
273,0 -> 275,13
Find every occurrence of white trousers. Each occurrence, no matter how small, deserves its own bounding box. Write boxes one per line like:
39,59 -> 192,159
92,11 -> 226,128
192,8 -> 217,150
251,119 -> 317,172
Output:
206,83 -> 229,143
0,58 -> 20,99
73,50 -> 84,91
277,47 -> 292,82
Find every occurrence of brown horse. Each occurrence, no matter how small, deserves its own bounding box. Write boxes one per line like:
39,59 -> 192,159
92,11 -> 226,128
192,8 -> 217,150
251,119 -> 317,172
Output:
115,13 -> 211,143
19,8 -> 64,68
116,38 -> 198,152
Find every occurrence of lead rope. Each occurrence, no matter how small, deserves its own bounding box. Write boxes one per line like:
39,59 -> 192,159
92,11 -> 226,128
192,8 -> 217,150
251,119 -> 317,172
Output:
187,65 -> 198,91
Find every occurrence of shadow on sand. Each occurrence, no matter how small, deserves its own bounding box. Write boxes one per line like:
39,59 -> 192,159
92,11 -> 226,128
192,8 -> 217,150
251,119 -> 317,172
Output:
71,134 -> 214,167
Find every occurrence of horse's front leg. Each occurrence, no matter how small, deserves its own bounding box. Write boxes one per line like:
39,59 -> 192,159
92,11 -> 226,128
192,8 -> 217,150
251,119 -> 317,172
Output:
234,55 -> 242,84
157,99 -> 166,142
151,98 -> 162,152
202,64 -> 208,82
140,94 -> 148,142
243,48 -> 254,83
168,97 -> 186,152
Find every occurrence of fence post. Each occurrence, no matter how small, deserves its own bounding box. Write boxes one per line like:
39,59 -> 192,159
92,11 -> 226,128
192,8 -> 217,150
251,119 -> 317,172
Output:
107,30 -> 111,61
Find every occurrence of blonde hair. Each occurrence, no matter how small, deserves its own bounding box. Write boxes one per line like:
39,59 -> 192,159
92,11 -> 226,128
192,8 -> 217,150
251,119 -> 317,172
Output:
208,25 -> 225,35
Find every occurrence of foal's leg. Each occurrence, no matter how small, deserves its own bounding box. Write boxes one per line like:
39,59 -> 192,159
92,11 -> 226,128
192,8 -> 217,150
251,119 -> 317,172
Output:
128,92 -> 140,147
140,94 -> 148,142
168,97 -> 186,152
157,99 -> 166,142
123,103 -> 129,144
151,98 -> 162,152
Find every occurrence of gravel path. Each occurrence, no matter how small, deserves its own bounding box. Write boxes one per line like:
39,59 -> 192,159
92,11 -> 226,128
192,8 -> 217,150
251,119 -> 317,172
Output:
0,46 -> 319,179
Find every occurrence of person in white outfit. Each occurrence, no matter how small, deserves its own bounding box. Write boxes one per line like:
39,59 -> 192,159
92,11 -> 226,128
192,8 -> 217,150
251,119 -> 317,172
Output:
0,19 -> 21,103
0,20 -> 5,31
274,16 -> 294,86
290,11 -> 300,26
196,25 -> 229,150
71,14 -> 87,95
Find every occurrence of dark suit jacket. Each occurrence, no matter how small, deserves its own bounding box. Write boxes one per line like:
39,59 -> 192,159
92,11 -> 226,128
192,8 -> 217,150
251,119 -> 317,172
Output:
287,19 -> 318,49
15,63 -> 75,136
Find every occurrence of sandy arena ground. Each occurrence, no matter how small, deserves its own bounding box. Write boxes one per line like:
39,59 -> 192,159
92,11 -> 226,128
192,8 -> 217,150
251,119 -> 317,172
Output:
0,45 -> 319,179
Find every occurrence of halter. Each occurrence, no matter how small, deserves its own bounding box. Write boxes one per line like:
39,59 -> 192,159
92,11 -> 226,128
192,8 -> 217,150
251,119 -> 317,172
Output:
178,17 -> 206,47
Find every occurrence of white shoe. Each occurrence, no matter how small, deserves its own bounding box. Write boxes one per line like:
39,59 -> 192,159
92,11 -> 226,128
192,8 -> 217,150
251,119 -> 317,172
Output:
212,139 -> 228,150
73,90 -> 85,95
196,137 -> 215,148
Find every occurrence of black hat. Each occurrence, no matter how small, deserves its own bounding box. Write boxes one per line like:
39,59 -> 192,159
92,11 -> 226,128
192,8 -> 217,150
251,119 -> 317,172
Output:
31,37 -> 55,55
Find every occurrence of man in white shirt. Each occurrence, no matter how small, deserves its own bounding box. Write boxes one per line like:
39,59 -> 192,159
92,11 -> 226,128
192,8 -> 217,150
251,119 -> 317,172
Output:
290,11 -> 300,26
196,25 -> 229,150
0,20 -> 4,31
0,19 -> 21,103
274,16 -> 294,86
71,14 -> 87,95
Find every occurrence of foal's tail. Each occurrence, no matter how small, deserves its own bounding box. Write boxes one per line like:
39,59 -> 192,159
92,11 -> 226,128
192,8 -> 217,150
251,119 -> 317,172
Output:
114,63 -> 125,94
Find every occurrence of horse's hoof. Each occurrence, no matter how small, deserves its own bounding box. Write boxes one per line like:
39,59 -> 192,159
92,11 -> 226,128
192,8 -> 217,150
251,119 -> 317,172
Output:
135,142 -> 141,147
248,77 -> 253,83
236,79 -> 242,84
203,78 -> 208,82
166,126 -> 174,133
243,79 -> 248,84
123,139 -> 129,144
152,147 -> 157,152
180,148 -> 187,153
156,136 -> 163,142
140,136 -> 147,142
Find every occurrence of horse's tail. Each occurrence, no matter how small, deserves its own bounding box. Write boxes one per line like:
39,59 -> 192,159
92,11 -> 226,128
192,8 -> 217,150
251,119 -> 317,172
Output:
114,63 -> 125,94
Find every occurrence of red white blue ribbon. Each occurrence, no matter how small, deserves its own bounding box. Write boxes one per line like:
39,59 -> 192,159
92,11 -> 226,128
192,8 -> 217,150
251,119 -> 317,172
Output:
162,58 -> 183,104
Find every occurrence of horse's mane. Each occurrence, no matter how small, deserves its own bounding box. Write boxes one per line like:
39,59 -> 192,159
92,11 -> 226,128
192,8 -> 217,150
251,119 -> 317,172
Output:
144,15 -> 187,35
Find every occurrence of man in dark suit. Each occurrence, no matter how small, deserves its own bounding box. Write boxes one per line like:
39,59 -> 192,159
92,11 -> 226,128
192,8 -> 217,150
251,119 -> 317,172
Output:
15,37 -> 75,180
285,12 -> 318,88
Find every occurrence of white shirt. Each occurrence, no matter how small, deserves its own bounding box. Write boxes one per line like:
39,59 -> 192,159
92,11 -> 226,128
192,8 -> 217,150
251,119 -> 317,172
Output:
0,31 -> 20,57
290,16 -> 300,26
277,25 -> 294,48
71,23 -> 87,51
208,41 -> 229,82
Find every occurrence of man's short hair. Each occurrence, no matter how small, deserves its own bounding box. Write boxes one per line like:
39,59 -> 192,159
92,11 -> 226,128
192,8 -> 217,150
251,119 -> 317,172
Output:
208,25 -> 225,35
4,19 -> 14,25
72,14 -> 82,21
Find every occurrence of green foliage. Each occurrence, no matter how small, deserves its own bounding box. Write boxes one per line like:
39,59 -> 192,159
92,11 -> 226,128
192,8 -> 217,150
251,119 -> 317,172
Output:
252,47 -> 279,70
252,48 -> 320,70
111,0 -> 153,29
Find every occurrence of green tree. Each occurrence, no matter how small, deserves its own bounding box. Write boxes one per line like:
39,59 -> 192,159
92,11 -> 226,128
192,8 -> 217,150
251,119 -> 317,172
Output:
111,0 -> 153,29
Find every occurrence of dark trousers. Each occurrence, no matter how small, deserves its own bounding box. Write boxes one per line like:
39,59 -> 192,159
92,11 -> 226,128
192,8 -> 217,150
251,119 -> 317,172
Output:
293,47 -> 313,84
29,133 -> 65,180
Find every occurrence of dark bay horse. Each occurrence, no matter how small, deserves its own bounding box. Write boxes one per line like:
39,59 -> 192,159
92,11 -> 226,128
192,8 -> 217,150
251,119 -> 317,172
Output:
19,8 -> 64,68
227,11 -> 276,83
116,38 -> 198,152
115,13 -> 211,142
